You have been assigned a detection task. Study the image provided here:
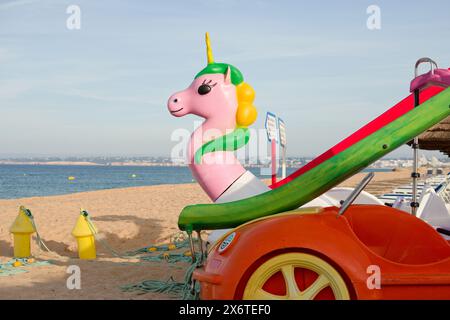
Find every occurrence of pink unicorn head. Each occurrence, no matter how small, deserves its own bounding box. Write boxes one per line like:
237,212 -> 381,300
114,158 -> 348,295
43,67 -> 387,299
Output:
167,33 -> 258,201
168,68 -> 238,129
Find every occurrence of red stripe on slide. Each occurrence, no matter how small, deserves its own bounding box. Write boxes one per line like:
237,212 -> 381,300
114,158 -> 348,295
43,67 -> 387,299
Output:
270,86 -> 445,189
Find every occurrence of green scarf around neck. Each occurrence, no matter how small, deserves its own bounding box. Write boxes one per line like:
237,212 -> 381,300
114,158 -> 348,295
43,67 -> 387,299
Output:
194,127 -> 250,164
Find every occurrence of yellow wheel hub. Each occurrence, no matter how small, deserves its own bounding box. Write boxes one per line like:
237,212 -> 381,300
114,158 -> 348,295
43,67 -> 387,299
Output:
243,253 -> 350,300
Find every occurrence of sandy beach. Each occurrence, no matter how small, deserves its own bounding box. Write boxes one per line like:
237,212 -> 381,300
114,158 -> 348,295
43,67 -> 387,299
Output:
0,168 -> 416,299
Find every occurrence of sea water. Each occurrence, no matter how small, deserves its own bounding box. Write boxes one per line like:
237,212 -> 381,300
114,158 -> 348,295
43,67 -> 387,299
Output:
0,165 -> 392,199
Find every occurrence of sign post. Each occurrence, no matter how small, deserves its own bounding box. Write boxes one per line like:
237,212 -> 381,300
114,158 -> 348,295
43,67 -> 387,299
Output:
265,112 -> 278,185
278,118 -> 287,179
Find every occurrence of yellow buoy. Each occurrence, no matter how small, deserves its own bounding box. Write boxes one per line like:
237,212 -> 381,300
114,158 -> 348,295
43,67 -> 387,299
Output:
13,260 -> 22,267
183,250 -> 192,257
68,176 -> 76,181
10,206 -> 36,258
71,209 -> 96,260
147,247 -> 157,252
167,243 -> 176,250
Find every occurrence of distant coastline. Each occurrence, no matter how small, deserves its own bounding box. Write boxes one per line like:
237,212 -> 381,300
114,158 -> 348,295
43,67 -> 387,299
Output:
0,155 -> 447,169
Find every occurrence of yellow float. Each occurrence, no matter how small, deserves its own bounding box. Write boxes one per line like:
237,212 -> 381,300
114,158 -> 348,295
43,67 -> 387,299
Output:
10,206 -> 36,258
71,209 -> 97,260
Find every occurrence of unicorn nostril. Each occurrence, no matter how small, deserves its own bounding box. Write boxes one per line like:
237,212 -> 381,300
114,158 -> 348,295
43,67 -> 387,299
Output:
173,98 -> 178,103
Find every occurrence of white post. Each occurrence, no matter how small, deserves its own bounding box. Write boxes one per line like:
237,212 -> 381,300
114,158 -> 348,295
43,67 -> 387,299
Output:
282,146 -> 286,179
278,117 -> 287,180
271,139 -> 277,185
265,112 -> 278,184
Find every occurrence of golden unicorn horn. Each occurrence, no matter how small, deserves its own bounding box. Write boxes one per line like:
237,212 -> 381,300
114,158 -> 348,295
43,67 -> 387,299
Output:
205,32 -> 214,64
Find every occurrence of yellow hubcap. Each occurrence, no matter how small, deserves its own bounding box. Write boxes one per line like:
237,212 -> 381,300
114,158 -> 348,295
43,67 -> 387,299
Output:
243,253 -> 350,300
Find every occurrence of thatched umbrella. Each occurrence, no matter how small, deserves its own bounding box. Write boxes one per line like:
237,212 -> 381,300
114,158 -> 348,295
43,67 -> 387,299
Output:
410,116 -> 450,157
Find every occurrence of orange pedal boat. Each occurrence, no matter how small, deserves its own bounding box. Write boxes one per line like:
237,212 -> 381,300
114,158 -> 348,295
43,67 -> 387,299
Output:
194,205 -> 450,300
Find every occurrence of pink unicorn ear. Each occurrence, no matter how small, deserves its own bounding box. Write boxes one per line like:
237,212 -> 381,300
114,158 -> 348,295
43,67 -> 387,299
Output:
224,66 -> 232,85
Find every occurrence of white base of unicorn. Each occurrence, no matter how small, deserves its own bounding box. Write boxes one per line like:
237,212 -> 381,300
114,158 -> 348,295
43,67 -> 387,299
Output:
207,171 -> 385,244
209,171 -> 269,243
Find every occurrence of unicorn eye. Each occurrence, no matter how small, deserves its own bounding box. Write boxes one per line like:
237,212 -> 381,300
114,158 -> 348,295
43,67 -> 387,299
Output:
198,79 -> 216,95
198,84 -> 212,95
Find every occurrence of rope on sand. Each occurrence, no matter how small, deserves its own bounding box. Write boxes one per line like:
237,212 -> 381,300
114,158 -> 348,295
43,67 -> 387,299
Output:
121,277 -> 185,296
126,231 -> 194,255
83,213 -> 192,260
139,251 -> 193,264
28,213 -> 52,253
121,232 -> 206,299
121,258 -> 201,300
0,258 -> 51,277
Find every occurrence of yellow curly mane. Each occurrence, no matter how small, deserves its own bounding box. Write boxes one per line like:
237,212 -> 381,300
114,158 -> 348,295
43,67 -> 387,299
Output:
236,82 -> 257,127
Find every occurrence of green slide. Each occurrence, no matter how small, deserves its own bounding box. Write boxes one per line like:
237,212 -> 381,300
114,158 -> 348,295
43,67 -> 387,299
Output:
178,88 -> 450,232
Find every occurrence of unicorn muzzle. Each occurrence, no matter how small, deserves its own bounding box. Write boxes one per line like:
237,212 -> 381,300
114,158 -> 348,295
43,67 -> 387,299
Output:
170,107 -> 183,113
167,94 -> 186,116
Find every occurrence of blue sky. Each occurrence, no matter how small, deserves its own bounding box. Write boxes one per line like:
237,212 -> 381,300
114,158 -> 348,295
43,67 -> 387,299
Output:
0,0 -> 449,158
